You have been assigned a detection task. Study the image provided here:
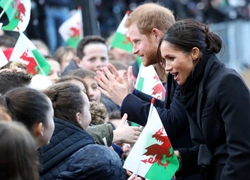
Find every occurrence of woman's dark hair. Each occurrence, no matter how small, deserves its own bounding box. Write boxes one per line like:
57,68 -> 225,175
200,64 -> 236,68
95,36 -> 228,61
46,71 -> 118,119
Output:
0,121 -> 38,180
43,83 -> 85,128
158,19 -> 223,65
0,71 -> 32,95
0,87 -> 50,131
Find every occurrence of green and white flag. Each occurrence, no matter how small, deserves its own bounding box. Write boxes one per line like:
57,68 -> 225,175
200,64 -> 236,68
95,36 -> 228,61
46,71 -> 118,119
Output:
135,65 -> 166,101
0,22 -> 8,68
0,48 -> 8,68
0,0 -> 31,31
123,99 -> 179,180
9,32 -> 50,76
110,10 -> 142,70
110,11 -> 132,52
59,8 -> 83,49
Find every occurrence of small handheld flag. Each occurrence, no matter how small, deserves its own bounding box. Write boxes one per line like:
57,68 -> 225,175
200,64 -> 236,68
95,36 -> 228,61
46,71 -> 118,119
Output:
135,65 -> 166,101
59,8 -> 83,48
0,0 -> 31,32
9,32 -> 51,76
123,98 -> 179,180
0,48 -> 8,68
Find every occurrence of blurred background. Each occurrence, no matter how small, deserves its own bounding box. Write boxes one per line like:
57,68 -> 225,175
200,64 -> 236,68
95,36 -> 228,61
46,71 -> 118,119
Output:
10,0 -> 250,71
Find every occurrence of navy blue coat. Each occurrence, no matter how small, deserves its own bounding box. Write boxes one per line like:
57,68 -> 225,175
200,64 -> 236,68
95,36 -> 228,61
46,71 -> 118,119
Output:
39,118 -> 125,180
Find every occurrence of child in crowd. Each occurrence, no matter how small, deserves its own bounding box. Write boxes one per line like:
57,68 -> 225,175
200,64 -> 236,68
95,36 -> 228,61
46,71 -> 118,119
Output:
40,83 -> 126,179
70,68 -> 120,113
0,121 -> 39,180
90,101 -> 108,125
54,46 -> 76,72
63,35 -> 109,75
0,87 -> 55,148
45,56 -> 61,83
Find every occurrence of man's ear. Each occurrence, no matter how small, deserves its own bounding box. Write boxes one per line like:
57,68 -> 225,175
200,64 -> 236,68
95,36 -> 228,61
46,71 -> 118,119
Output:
75,58 -> 81,67
76,112 -> 82,125
191,47 -> 200,61
151,28 -> 164,43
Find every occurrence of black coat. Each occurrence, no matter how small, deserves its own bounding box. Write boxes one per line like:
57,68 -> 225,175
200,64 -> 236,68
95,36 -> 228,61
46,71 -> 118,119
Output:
179,55 -> 250,179
120,73 -> 202,180
39,118 -> 125,180
121,73 -> 193,149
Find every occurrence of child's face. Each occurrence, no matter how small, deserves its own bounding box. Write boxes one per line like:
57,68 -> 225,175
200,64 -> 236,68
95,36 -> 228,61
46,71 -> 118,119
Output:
48,60 -> 61,83
78,43 -> 109,72
83,76 -> 101,102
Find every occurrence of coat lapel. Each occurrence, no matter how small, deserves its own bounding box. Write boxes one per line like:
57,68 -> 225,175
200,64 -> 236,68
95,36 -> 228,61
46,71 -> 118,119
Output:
196,83 -> 204,130
196,54 -> 221,132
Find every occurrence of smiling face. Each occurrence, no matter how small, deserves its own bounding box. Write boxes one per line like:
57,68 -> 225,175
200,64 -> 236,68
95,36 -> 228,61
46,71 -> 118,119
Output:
48,60 -> 61,83
83,76 -> 101,102
77,43 -> 109,72
160,41 -> 197,86
128,23 -> 160,66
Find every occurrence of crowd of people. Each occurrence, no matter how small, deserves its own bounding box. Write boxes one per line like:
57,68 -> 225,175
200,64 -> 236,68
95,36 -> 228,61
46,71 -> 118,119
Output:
0,1 -> 250,180
13,0 -> 250,54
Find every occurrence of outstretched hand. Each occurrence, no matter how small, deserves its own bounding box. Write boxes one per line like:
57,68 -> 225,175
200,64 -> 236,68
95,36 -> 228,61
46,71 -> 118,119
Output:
113,113 -> 141,145
95,63 -> 134,106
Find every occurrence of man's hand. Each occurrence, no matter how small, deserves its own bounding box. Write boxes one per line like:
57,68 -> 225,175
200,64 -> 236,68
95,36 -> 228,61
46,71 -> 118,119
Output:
95,63 -> 134,106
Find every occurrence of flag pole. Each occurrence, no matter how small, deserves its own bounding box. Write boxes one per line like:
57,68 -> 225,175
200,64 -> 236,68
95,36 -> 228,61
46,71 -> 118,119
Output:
148,98 -> 155,118
134,64 -> 143,89
0,9 -> 5,19
127,173 -> 136,180
132,98 -> 155,177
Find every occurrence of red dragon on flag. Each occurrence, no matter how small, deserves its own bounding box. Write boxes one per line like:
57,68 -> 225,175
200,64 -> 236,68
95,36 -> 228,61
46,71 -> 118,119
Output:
141,127 -> 174,168
20,49 -> 39,75
0,0 -> 30,31
152,83 -> 166,100
123,103 -> 179,180
11,0 -> 26,22
122,34 -> 132,45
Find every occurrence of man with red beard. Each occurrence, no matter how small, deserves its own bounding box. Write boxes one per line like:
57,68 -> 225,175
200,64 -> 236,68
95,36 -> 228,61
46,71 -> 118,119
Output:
95,3 -> 202,179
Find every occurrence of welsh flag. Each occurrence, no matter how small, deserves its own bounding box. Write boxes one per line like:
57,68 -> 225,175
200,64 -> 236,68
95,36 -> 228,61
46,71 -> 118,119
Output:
124,99 -> 179,180
9,32 -> 50,76
110,10 -> 142,71
59,8 -> 83,49
110,11 -> 132,52
0,48 -> 8,68
135,65 -> 166,101
0,0 -> 31,32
